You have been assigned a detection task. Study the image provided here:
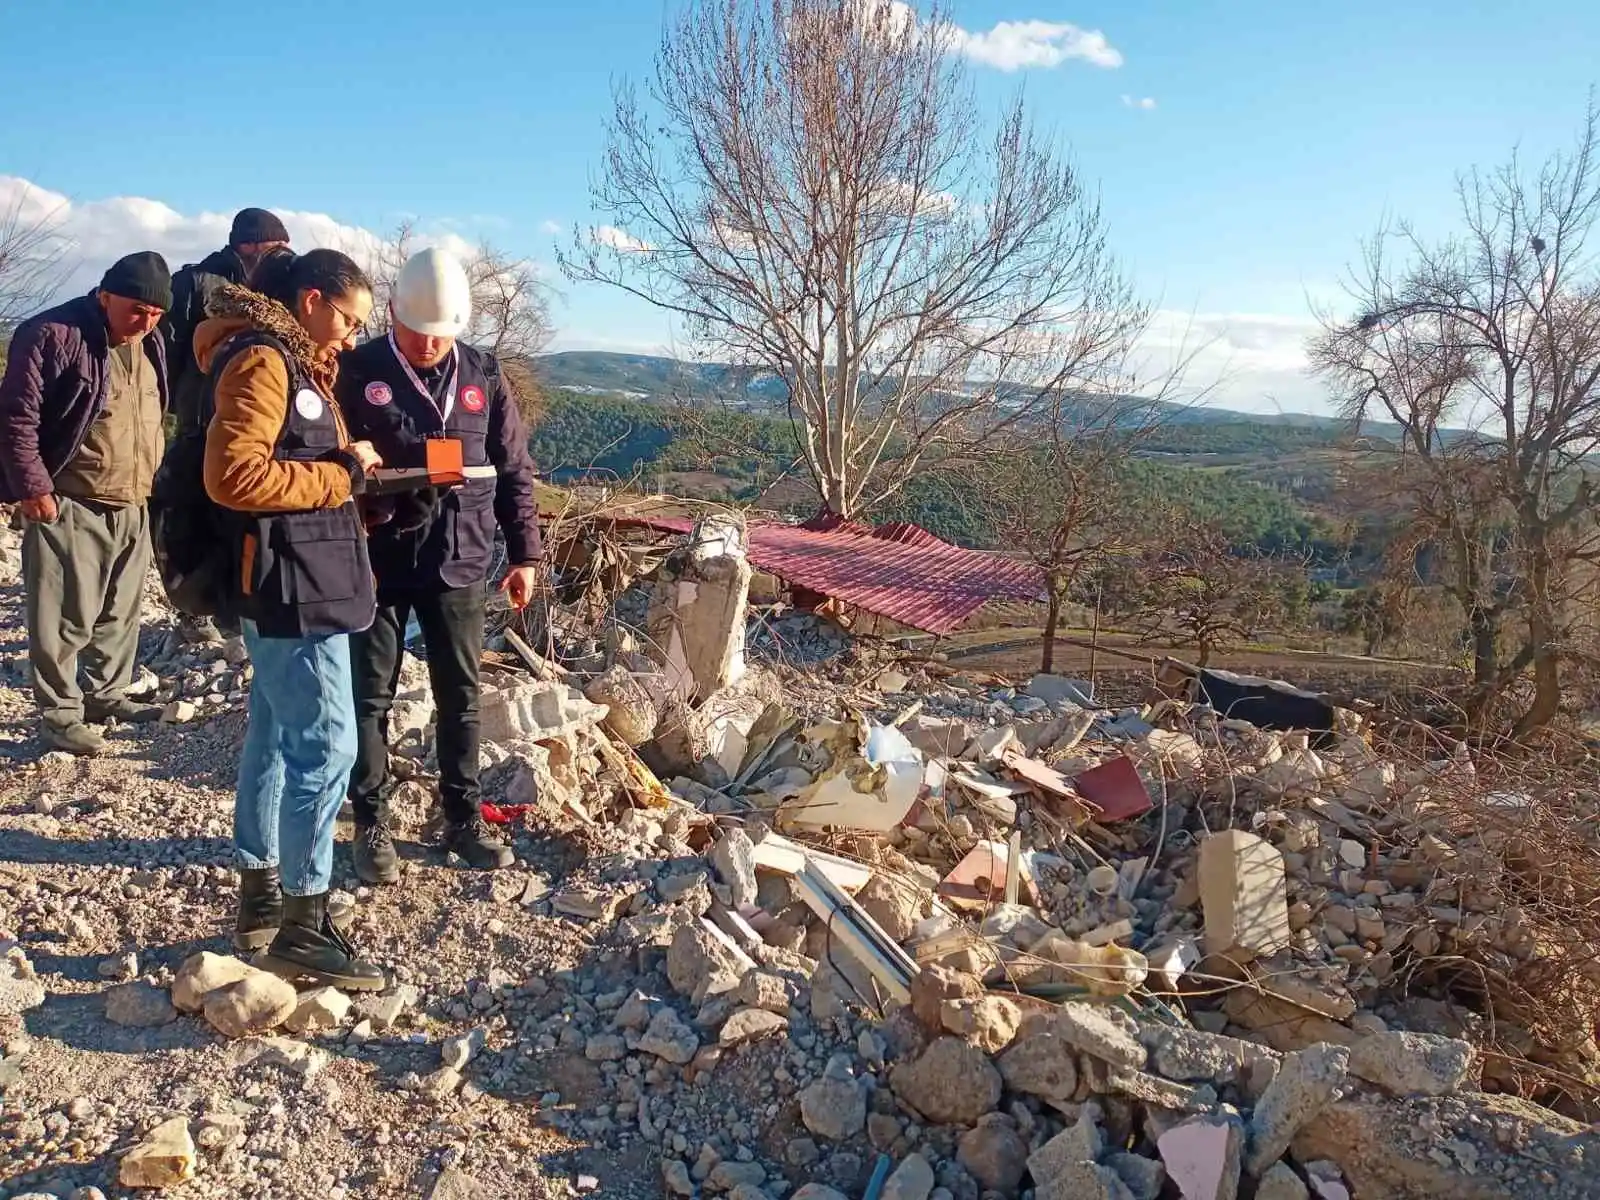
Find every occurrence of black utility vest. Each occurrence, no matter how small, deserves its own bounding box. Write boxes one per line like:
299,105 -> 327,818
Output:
213,331 -> 376,638
340,338 -> 500,591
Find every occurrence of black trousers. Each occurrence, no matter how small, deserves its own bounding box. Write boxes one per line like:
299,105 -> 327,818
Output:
349,584 -> 486,826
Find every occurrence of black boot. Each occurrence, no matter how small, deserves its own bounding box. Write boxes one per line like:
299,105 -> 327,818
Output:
258,893 -> 387,991
352,817 -> 400,886
444,815 -> 514,871
233,867 -> 283,952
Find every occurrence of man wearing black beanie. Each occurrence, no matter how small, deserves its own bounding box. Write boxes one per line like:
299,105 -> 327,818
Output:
159,207 -> 290,643
0,252 -> 173,755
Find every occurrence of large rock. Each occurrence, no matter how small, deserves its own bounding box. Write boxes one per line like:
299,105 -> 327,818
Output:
171,951 -> 255,1012
799,1055 -> 867,1140
709,829 -> 759,910
1255,1163 -> 1309,1200
480,681 -> 606,745
1141,1025 -> 1281,1100
104,982 -> 177,1028
1028,1105 -> 1104,1183
584,667 -> 660,746
719,1007 -> 788,1047
957,1115 -> 1028,1192
891,1036 -> 1002,1126
909,963 -> 983,1032
1292,1091 -> 1600,1200
998,1030 -> 1079,1102
1346,1031 -> 1475,1097
284,986 -> 352,1034
1055,1002 -> 1147,1070
940,994 -> 1022,1053
667,920 -> 748,1004
202,972 -> 298,1039
1036,1162 -> 1136,1200
119,1117 -> 196,1188
638,1007 -> 700,1065
1246,1043 -> 1350,1176
881,1152 -> 936,1200
857,873 -> 926,942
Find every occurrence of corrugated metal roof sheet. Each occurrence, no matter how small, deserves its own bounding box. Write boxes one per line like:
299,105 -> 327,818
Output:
618,512 -> 1043,635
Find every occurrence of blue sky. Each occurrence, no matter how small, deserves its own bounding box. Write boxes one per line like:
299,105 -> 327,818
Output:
2,0 -> 1596,413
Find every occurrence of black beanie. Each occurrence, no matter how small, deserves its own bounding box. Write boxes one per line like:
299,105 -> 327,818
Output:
99,252 -> 173,311
230,207 -> 291,247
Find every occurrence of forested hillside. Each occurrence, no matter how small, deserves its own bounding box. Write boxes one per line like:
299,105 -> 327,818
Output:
530,389 -> 1344,560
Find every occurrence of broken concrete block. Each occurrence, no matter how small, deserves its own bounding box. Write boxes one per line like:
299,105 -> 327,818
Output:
1028,674 -> 1095,707
1255,1163 -> 1309,1200
890,1036 -> 1003,1126
1222,990 -> 1357,1054
1053,1001 -> 1148,1070
1036,1161 -> 1136,1200
881,1152 -> 935,1200
1198,830 -> 1291,961
957,1114 -> 1028,1192
900,713 -> 975,759
119,1116 -> 196,1188
1109,1070 -> 1219,1113
1141,1025 -> 1281,1100
910,962 -> 984,1031
667,919 -> 754,1004
998,1031 -> 1080,1102
1291,1091 -> 1600,1200
799,1055 -> 867,1140
855,872 -> 927,942
1246,1043 -> 1350,1176
1028,1103 -> 1104,1181
645,514 -> 751,702
1345,1030 -> 1475,1096
709,828 -> 759,910
480,681 -> 606,745
1106,1151 -> 1167,1200
939,994 -> 1022,1053
583,666 -> 660,746
1158,1115 -> 1243,1200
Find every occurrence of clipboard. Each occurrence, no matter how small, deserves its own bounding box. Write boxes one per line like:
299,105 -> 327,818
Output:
367,439 -> 496,495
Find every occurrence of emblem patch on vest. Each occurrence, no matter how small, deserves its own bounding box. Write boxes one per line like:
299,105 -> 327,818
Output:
459,385 -> 486,414
293,389 -> 325,421
365,381 -> 393,407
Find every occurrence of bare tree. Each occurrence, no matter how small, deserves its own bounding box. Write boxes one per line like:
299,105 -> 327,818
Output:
1308,105 -> 1600,735
966,395 -> 1161,672
562,0 -> 1145,520
1134,521 -> 1286,668
0,188 -> 68,339
366,222 -> 555,422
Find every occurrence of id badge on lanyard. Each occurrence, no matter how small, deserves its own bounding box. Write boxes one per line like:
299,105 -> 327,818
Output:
388,330 -> 458,425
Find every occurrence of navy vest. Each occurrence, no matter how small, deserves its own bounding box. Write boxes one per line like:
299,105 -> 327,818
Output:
212,331 -> 376,638
338,337 -> 501,591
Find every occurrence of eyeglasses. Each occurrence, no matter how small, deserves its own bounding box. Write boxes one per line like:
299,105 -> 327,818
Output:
321,295 -> 370,337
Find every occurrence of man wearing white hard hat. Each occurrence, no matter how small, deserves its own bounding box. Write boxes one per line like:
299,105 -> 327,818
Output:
335,246 -> 543,881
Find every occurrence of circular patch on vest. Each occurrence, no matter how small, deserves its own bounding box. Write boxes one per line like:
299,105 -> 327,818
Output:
293,389 -> 325,421
365,381 -> 393,407
459,385 -> 486,414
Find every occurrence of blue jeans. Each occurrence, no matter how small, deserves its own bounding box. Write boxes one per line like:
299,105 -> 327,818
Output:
235,621 -> 357,896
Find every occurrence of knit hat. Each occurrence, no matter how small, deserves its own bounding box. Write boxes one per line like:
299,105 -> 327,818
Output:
229,207 -> 291,247
99,252 -> 173,311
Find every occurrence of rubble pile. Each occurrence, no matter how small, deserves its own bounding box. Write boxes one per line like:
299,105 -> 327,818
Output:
8,513 -> 1600,1198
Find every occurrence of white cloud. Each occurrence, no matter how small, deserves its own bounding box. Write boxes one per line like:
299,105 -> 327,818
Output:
0,174 -> 482,301
863,1 -> 1121,72
540,219 -> 564,235
592,224 -> 656,254
1131,309 -> 1330,415
1121,94 -> 1157,111
950,19 -> 1122,71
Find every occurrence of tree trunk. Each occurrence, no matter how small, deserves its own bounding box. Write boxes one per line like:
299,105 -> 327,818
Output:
1513,558 -> 1562,738
1041,587 -> 1061,673
1468,606 -> 1499,689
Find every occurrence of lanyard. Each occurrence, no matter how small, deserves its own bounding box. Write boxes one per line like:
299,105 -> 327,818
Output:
387,330 -> 458,423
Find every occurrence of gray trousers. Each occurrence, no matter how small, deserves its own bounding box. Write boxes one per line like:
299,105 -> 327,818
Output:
22,497 -> 150,727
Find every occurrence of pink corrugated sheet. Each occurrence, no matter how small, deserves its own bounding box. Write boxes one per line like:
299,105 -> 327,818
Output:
615,511 -> 1043,635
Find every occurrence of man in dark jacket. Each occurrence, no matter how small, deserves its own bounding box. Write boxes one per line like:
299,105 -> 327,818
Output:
0,253 -> 173,755
160,208 -> 289,644
336,247 -> 543,880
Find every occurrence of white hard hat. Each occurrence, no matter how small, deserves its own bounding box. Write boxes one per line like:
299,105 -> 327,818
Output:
392,246 -> 472,338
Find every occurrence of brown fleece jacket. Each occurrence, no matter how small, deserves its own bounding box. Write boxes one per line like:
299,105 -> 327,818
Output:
197,285 -> 354,513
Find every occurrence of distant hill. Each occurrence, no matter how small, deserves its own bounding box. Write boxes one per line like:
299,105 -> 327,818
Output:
534,349 -> 1387,438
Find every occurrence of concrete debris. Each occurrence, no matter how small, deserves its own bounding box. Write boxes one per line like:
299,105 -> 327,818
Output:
957,1114 -> 1028,1192
1157,1115 -> 1243,1200
880,1152 -> 936,1200
104,981 -> 177,1028
890,1036 -> 1003,1126
1345,1030 -> 1476,1096
646,513 -> 751,702
1198,830 -> 1292,960
1246,1043 -> 1351,1176
799,1055 -> 867,1140
1255,1163 -> 1310,1200
119,1116 -> 197,1188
